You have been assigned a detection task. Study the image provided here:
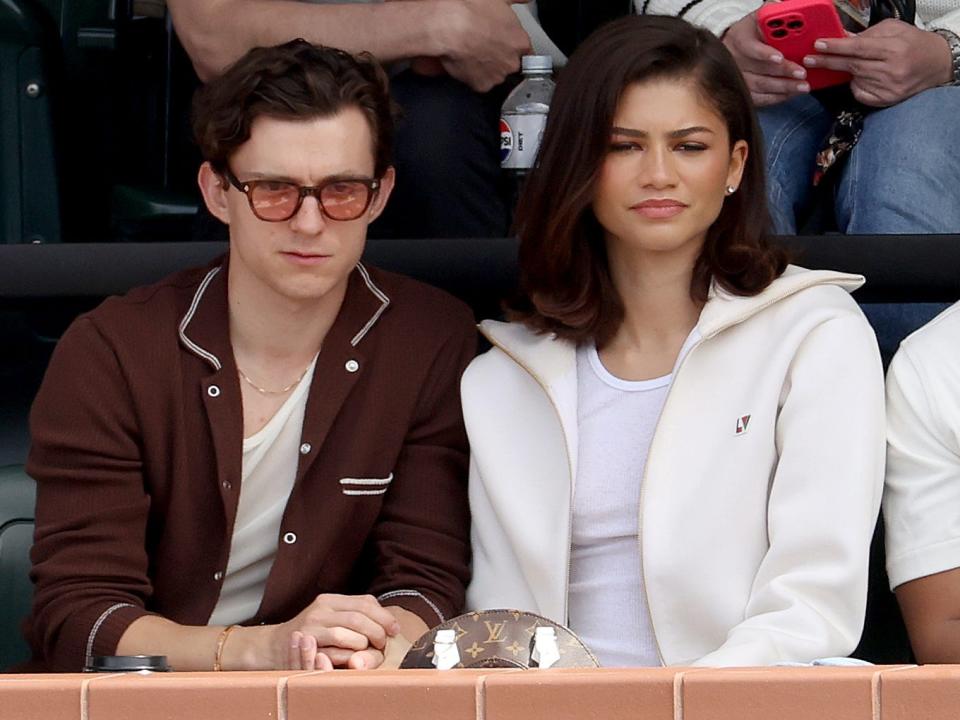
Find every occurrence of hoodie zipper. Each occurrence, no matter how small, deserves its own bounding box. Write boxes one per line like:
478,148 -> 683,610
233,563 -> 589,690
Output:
484,334 -> 577,625
635,335 -> 707,666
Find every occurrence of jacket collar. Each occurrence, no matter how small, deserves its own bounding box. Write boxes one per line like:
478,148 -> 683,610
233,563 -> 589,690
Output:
480,264 -> 864,385
177,256 -> 391,371
478,264 -> 864,505
698,265 -> 863,339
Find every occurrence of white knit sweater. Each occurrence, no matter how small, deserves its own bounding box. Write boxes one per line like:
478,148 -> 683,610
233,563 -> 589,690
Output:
635,0 -> 960,37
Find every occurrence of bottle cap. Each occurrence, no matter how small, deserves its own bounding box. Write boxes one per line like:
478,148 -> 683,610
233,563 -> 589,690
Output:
521,55 -> 553,73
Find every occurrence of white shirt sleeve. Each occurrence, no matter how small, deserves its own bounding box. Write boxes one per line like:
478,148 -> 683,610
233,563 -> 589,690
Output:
884,341 -> 960,589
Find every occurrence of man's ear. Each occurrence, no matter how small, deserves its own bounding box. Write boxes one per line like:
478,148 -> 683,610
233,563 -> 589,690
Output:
366,166 -> 396,223
198,162 -> 231,225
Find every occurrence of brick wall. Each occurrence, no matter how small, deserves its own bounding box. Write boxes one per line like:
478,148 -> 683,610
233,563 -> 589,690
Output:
2,666 -> 958,720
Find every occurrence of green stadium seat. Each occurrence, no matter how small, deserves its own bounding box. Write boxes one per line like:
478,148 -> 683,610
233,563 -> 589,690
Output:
1,0 -> 199,244
0,1 -> 61,244
0,465 -> 36,670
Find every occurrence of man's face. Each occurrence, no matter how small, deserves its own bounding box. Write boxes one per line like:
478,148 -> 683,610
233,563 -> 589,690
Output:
199,108 -> 394,307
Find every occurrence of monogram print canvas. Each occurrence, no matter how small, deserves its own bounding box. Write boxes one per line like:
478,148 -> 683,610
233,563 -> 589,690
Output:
400,609 -> 600,669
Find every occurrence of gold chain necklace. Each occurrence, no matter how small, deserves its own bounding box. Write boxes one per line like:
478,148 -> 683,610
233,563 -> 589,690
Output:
237,353 -> 317,396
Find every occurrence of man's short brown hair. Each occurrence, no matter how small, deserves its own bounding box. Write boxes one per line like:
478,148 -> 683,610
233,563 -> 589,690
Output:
192,39 -> 396,178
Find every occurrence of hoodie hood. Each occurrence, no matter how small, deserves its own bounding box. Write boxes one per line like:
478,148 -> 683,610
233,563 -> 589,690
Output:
479,265 -> 865,377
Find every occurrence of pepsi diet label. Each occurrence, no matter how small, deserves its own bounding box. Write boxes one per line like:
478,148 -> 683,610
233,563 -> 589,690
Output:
500,113 -> 547,170
500,118 -> 513,163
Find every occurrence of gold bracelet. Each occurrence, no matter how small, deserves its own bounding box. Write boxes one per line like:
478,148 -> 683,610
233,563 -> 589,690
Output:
213,624 -> 240,671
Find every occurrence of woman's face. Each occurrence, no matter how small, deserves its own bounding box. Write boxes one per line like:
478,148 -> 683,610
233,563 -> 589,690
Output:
592,77 -> 747,264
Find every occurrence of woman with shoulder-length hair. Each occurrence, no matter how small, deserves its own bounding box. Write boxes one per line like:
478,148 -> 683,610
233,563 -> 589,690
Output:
462,15 -> 885,667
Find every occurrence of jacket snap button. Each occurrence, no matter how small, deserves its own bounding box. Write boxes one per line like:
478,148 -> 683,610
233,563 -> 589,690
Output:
222,480 -> 232,490
207,385 -> 221,398
283,532 -> 297,544
299,443 -> 312,455
213,571 -> 224,581
345,359 -> 359,373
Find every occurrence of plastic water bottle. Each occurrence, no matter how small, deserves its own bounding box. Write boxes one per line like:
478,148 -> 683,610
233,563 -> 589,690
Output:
500,55 -> 555,176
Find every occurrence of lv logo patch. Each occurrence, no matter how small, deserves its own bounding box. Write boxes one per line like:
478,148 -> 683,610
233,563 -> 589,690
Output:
736,414 -> 751,435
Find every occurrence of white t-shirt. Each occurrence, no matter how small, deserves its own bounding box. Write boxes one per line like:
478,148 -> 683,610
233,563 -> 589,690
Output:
568,332 -> 698,666
208,356 -> 318,626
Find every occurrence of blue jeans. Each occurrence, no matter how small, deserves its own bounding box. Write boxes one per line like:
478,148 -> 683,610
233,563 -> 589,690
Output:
758,86 -> 960,234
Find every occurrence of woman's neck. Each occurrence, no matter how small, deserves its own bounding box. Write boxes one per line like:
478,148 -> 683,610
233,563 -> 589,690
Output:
599,241 -> 704,381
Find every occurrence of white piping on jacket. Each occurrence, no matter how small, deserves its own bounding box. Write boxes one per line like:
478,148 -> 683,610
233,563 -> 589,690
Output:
85,602 -> 135,668
351,262 -> 390,347
178,263 -> 391,368
178,266 -> 223,371
377,589 -> 445,625
339,474 -> 393,486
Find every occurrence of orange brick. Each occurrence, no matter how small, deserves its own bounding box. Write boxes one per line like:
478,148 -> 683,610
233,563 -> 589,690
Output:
85,670 -> 297,720
878,665 -> 960,720
287,669 -> 492,720
484,667 -> 682,720
0,673 -> 84,720
681,666 -> 883,720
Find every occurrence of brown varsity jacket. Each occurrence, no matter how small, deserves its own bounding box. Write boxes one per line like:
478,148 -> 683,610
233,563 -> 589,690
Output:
24,257 -> 476,671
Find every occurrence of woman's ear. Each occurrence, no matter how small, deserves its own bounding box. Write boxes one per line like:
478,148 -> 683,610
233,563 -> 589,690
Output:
726,139 -> 748,192
198,162 -> 231,225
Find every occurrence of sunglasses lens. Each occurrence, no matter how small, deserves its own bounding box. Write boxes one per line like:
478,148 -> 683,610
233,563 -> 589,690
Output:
249,182 -> 301,221
321,181 -> 371,221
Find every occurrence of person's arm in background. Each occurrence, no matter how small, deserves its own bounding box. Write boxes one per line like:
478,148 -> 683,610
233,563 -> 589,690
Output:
641,0 -> 957,108
635,0 -> 813,105
167,0 -> 532,92
800,19 -> 953,106
885,333 -> 960,663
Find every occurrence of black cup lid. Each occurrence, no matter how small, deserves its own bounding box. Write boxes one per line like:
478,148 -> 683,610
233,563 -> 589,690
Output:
85,655 -> 171,672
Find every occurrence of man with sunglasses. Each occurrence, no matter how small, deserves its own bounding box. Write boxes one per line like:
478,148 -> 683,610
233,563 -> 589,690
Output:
23,41 -> 475,672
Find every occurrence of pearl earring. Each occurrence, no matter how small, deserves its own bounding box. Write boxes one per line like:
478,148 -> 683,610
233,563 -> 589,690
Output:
725,185 -> 737,195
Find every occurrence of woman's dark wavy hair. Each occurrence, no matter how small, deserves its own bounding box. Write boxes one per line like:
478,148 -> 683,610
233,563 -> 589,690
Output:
511,15 -> 788,346
192,39 -> 396,178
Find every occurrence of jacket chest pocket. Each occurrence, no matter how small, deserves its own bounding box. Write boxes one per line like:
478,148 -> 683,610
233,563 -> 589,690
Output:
339,472 -> 394,496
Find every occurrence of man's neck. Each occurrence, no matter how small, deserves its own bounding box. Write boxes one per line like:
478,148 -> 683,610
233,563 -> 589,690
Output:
227,267 -> 348,368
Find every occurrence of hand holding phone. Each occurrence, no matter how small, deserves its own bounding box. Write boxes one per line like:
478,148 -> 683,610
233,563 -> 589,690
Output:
757,0 -> 852,90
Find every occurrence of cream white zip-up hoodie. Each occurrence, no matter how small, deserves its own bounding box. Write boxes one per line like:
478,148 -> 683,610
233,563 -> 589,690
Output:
462,266 -> 886,666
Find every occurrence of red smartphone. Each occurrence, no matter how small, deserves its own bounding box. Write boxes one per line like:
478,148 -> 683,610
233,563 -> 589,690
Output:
756,0 -> 851,90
